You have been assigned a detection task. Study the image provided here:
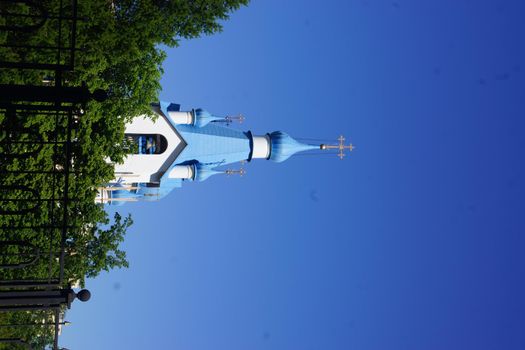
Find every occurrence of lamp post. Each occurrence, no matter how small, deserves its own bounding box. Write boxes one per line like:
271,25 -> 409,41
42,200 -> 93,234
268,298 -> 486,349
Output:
0,288 -> 89,350
0,287 -> 90,312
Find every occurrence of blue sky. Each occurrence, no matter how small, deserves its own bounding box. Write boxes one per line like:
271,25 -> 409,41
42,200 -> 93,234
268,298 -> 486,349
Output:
62,1 -> 525,349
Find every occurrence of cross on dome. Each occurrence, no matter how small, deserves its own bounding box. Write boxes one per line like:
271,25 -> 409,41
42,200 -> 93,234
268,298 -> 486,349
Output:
320,135 -> 355,160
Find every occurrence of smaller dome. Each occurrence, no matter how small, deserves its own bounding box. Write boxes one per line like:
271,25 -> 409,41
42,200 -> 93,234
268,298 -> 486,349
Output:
269,131 -> 318,163
193,163 -> 222,182
193,109 -> 224,127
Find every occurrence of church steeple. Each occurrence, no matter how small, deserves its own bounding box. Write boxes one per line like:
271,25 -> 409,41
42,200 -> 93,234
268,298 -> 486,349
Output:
247,131 -> 320,162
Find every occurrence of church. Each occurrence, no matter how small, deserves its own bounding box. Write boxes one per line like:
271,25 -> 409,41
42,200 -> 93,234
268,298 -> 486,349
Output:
97,102 -> 352,205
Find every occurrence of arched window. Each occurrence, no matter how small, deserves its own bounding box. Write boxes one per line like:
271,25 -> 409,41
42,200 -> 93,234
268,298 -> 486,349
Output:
125,134 -> 168,155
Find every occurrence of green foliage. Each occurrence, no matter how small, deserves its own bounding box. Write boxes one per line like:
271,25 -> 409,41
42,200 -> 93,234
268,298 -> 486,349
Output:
0,0 -> 249,346
65,212 -> 133,281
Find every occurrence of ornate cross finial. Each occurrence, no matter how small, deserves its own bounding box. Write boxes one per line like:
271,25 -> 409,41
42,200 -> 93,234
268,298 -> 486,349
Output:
320,135 -> 355,160
224,167 -> 246,177
224,114 -> 245,126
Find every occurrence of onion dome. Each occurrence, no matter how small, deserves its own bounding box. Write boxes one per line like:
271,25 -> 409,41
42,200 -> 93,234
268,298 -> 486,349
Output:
193,163 -> 222,182
268,131 -> 318,163
193,109 -> 224,127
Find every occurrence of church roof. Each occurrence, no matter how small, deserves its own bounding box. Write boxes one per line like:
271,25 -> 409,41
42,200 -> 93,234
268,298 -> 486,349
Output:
174,123 -> 250,166
159,100 -> 250,166
156,106 -> 251,196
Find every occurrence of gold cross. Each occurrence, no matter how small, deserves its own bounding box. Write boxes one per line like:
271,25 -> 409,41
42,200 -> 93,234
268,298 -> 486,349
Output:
320,135 -> 355,160
224,167 -> 246,177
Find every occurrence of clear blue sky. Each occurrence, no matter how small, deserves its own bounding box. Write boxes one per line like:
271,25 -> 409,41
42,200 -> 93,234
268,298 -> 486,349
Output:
62,1 -> 525,349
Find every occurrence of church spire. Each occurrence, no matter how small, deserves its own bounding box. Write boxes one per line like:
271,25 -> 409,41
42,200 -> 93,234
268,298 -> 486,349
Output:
267,131 -> 319,162
248,131 -> 319,162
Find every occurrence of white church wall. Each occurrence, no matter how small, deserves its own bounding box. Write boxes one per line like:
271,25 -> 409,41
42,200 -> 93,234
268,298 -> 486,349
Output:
114,114 -> 183,183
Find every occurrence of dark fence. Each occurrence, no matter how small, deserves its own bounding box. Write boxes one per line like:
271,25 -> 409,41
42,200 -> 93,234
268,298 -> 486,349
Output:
0,0 -> 78,71
0,0 -> 103,348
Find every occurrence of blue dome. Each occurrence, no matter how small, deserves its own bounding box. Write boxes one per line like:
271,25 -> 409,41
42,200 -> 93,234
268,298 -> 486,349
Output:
269,131 -> 318,163
193,163 -> 222,182
193,109 -> 224,127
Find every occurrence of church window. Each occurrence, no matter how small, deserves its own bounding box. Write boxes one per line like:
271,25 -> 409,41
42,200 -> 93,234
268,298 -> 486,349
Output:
125,134 -> 168,155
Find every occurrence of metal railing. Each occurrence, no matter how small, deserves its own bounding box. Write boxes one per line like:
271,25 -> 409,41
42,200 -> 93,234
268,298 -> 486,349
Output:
1,0 -> 104,348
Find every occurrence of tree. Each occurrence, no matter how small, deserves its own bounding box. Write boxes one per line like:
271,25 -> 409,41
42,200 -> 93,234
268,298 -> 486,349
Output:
0,0 -> 249,346
73,0 -> 249,119
64,212 -> 133,284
